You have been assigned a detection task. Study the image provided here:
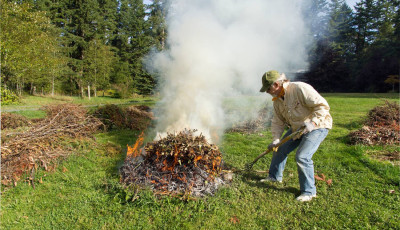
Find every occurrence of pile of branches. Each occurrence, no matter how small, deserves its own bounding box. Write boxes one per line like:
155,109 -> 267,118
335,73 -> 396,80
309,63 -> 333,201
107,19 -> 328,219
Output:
93,104 -> 154,131
120,129 -> 226,197
349,100 -> 399,145
1,104 -> 103,186
1,112 -> 31,129
125,106 -> 154,131
228,105 -> 272,133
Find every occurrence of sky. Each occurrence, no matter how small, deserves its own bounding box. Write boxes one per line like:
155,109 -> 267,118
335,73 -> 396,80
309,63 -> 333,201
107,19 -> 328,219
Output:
345,0 -> 360,8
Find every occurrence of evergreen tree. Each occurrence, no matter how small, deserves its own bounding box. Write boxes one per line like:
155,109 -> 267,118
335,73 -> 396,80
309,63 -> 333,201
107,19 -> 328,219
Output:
146,0 -> 169,51
111,0 -> 154,96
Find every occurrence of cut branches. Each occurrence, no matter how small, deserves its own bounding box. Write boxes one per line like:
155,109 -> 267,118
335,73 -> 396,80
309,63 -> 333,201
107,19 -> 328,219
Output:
1,104 -> 103,187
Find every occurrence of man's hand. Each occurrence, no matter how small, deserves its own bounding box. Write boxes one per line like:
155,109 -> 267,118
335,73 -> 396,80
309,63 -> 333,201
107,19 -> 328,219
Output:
268,139 -> 280,150
303,121 -> 315,134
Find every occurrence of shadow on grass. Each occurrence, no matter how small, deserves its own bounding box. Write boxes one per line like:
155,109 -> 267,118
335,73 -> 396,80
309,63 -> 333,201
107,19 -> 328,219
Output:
240,172 -> 300,196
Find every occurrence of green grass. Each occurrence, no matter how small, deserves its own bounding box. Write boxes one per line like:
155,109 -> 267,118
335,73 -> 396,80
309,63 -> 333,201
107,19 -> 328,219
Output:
1,94 -> 158,115
1,93 -> 399,229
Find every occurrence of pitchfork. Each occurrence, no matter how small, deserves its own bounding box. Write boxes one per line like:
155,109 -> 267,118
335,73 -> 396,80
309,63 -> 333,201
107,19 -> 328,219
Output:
244,126 -> 305,172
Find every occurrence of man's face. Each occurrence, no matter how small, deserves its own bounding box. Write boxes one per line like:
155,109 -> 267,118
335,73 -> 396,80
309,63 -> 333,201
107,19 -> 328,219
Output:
267,82 -> 280,96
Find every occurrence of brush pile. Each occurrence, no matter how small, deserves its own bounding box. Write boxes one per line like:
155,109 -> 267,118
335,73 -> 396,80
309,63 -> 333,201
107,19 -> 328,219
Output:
228,105 -> 272,133
1,104 -> 103,187
349,100 -> 399,145
93,104 -> 154,131
120,129 -> 226,197
1,112 -> 31,129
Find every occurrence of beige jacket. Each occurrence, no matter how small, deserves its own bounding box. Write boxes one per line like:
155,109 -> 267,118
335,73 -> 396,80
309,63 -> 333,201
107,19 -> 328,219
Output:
271,82 -> 333,140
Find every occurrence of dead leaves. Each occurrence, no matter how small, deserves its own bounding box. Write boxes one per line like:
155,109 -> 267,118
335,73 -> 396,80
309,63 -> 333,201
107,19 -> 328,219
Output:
349,100 -> 399,145
229,216 -> 240,224
315,173 -> 332,186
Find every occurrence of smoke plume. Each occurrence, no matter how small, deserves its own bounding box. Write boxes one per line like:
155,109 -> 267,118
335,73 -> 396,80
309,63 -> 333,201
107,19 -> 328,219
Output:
147,0 -> 309,143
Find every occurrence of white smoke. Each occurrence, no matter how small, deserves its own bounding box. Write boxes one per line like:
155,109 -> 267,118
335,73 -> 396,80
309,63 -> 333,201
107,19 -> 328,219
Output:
147,0 -> 309,143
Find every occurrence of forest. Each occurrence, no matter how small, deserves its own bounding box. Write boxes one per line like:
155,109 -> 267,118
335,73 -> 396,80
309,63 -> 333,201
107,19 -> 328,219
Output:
1,0 -> 399,100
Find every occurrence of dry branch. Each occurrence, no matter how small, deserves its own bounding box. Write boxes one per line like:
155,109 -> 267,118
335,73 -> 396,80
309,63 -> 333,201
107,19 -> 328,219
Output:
1,104 -> 103,187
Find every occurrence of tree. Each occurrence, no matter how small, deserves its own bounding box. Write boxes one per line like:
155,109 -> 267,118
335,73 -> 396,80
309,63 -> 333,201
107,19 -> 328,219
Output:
111,0 -> 154,96
0,1 -> 65,95
385,75 -> 400,92
146,0 -> 169,51
84,38 -> 115,97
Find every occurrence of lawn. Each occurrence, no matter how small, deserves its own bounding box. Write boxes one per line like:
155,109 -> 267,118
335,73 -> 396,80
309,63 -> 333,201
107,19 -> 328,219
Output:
1,94 -> 157,114
1,93 -> 399,229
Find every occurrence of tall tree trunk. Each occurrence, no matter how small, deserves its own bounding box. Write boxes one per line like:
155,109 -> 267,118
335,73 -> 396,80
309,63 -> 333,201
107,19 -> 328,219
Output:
30,82 -> 34,95
88,84 -> 91,100
52,74 -> 55,97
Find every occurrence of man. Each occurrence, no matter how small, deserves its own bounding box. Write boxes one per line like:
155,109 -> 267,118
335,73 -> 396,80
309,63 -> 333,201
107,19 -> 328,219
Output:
259,70 -> 332,202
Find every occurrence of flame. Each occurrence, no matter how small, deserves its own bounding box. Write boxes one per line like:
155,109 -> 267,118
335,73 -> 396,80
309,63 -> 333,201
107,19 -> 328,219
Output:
212,156 -> 222,172
162,159 -> 169,171
126,131 -> 145,158
194,156 -> 202,166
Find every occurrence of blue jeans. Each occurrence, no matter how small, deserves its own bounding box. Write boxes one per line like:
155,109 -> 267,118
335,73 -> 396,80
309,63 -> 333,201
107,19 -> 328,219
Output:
268,128 -> 329,195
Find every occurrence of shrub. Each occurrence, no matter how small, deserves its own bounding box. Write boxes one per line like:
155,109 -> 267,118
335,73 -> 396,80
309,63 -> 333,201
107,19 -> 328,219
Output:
1,88 -> 20,105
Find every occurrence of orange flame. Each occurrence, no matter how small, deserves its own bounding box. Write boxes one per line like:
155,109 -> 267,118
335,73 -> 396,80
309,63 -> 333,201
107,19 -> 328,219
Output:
194,156 -> 202,166
126,131 -> 145,158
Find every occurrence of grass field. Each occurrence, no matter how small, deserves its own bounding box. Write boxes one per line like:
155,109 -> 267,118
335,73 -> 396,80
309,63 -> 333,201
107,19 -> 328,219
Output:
1,94 -> 157,114
1,93 -> 399,229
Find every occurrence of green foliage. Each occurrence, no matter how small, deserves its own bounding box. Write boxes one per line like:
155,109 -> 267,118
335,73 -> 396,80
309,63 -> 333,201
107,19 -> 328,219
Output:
1,88 -> 20,105
2,0 -> 398,96
0,1 -> 66,95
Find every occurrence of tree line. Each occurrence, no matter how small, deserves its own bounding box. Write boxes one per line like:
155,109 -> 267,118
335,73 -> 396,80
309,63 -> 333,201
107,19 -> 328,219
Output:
302,0 -> 399,92
1,0 -> 168,98
1,0 -> 399,98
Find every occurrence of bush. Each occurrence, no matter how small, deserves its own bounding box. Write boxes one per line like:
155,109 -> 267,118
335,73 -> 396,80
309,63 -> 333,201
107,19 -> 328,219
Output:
1,88 -> 20,105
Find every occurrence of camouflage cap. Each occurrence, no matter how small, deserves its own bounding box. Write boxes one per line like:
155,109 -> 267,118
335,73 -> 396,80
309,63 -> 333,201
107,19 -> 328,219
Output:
259,70 -> 280,92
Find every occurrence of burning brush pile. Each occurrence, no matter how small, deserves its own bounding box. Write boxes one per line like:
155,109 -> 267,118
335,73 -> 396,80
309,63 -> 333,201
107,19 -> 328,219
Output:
120,129 -> 228,197
349,100 -> 399,145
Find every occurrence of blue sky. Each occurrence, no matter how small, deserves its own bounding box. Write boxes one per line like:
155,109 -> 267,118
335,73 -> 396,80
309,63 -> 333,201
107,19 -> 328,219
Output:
346,0 -> 360,8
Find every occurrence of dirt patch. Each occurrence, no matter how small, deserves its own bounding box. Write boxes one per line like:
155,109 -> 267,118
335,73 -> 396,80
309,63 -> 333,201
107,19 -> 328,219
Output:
1,104 -> 103,187
1,112 -> 31,129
